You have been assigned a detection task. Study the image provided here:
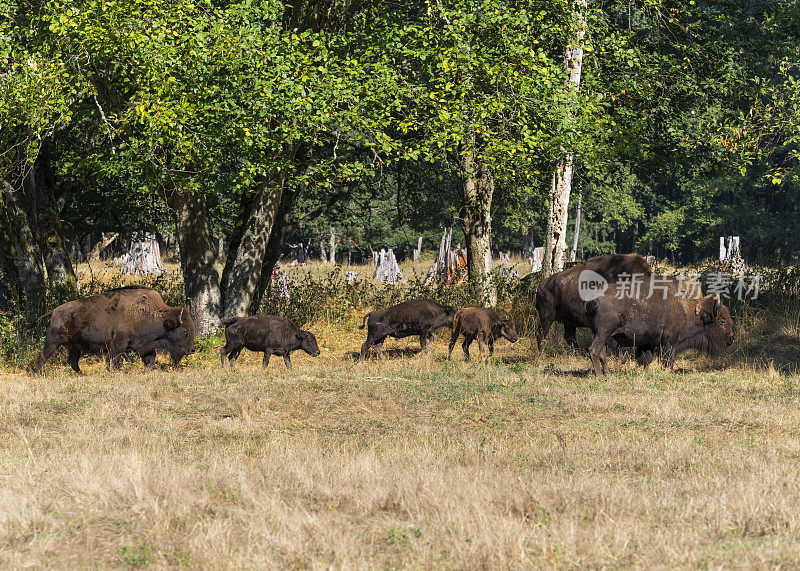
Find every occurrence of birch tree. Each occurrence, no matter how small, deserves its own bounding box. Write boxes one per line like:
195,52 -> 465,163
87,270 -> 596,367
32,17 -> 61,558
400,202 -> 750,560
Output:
544,0 -> 587,275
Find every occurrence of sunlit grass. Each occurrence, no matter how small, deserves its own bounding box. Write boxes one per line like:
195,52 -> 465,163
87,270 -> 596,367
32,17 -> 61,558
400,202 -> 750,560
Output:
4,303 -> 800,567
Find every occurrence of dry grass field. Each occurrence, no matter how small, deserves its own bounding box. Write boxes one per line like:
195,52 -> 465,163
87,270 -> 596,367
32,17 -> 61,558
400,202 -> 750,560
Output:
3,293 -> 800,568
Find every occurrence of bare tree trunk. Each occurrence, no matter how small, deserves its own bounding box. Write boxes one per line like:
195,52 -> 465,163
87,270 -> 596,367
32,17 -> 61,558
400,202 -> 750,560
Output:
570,181 -> 582,263
328,227 -> 336,265
461,145 -> 496,304
166,190 -> 222,335
544,0 -> 587,275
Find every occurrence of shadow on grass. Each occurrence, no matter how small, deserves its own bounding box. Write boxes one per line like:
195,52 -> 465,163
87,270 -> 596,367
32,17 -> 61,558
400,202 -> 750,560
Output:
347,347 -> 428,362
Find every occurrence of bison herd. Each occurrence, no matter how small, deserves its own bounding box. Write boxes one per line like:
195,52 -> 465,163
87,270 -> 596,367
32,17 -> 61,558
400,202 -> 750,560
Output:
32,253 -> 735,376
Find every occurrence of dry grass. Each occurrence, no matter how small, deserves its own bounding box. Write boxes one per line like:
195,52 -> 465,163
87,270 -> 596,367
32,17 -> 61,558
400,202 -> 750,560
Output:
3,306 -> 800,568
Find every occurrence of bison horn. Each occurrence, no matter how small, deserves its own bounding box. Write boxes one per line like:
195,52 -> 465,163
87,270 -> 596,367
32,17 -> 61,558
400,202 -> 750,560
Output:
179,308 -> 184,322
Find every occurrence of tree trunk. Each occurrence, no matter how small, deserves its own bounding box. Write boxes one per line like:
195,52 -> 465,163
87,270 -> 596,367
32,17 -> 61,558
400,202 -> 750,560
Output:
460,145 -> 495,304
221,181 -> 285,318
166,190 -> 222,335
1,179 -> 46,323
543,0 -> 587,275
328,227 -> 336,265
570,181 -> 582,263
43,223 -> 76,290
248,186 -> 298,314
0,203 -> 18,310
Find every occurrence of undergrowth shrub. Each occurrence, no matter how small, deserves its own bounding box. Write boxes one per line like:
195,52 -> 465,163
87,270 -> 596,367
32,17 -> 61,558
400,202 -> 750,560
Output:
259,265 -> 538,335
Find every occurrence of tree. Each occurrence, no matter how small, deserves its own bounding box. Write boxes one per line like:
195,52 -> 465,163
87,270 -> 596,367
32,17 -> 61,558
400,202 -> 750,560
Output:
543,0 -> 587,275
390,0 -> 568,300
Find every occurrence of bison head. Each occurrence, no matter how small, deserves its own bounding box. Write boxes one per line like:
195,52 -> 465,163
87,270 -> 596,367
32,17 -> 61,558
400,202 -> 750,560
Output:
494,319 -> 518,344
696,295 -> 734,357
297,330 -> 321,357
164,307 -> 196,363
441,305 -> 458,328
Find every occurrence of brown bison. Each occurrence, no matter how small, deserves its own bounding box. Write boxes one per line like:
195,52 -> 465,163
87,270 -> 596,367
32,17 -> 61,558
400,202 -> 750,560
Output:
585,279 -> 734,375
220,315 -> 320,369
535,253 -> 652,352
34,286 -> 195,374
448,307 -> 518,363
358,299 -> 457,362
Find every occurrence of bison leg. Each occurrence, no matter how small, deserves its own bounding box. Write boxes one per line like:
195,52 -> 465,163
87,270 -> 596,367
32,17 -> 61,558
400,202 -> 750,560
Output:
477,333 -> 489,364
142,352 -> 157,372
563,323 -> 583,353
448,333 -> 459,360
34,338 -> 62,375
462,335 -> 475,362
589,332 -> 611,375
487,336 -> 495,355
227,348 -> 241,368
536,312 -> 554,352
659,346 -> 677,370
358,338 -> 373,363
67,347 -> 82,374
375,338 -> 387,360
283,352 -> 293,369
635,348 -> 654,369
220,345 -> 229,368
262,349 -> 272,368
109,337 -> 128,370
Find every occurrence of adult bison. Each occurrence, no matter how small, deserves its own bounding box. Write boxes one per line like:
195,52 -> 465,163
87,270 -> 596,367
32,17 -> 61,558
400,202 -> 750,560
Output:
220,315 -> 320,369
585,279 -> 734,375
34,286 -> 195,374
358,298 -> 456,362
535,253 -> 652,352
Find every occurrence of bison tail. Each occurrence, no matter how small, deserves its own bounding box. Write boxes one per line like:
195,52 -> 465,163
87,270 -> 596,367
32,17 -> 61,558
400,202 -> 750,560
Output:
29,311 -> 53,329
222,317 -> 239,327
358,312 -> 372,329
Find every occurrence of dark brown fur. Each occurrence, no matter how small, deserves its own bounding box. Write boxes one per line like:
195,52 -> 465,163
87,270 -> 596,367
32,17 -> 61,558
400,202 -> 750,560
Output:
358,299 -> 456,362
585,279 -> 734,375
535,253 -> 652,351
448,307 -> 518,363
221,315 -> 320,369
34,287 -> 195,374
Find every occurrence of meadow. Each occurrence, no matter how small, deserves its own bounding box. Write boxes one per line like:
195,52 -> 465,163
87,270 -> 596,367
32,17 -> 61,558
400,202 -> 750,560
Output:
1,259 -> 800,568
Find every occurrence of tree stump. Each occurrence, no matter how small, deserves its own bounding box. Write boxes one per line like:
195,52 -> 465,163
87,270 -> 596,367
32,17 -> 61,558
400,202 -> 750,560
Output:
719,235 -> 744,274
373,248 -> 403,284
425,228 -> 467,285
121,233 -> 164,276
412,236 -> 423,261
531,247 -> 544,274
269,265 -> 290,302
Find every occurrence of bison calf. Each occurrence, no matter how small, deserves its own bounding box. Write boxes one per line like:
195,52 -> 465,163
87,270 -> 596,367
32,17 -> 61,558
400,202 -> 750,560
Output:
358,299 -> 456,362
221,315 -> 320,369
448,307 -> 518,363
